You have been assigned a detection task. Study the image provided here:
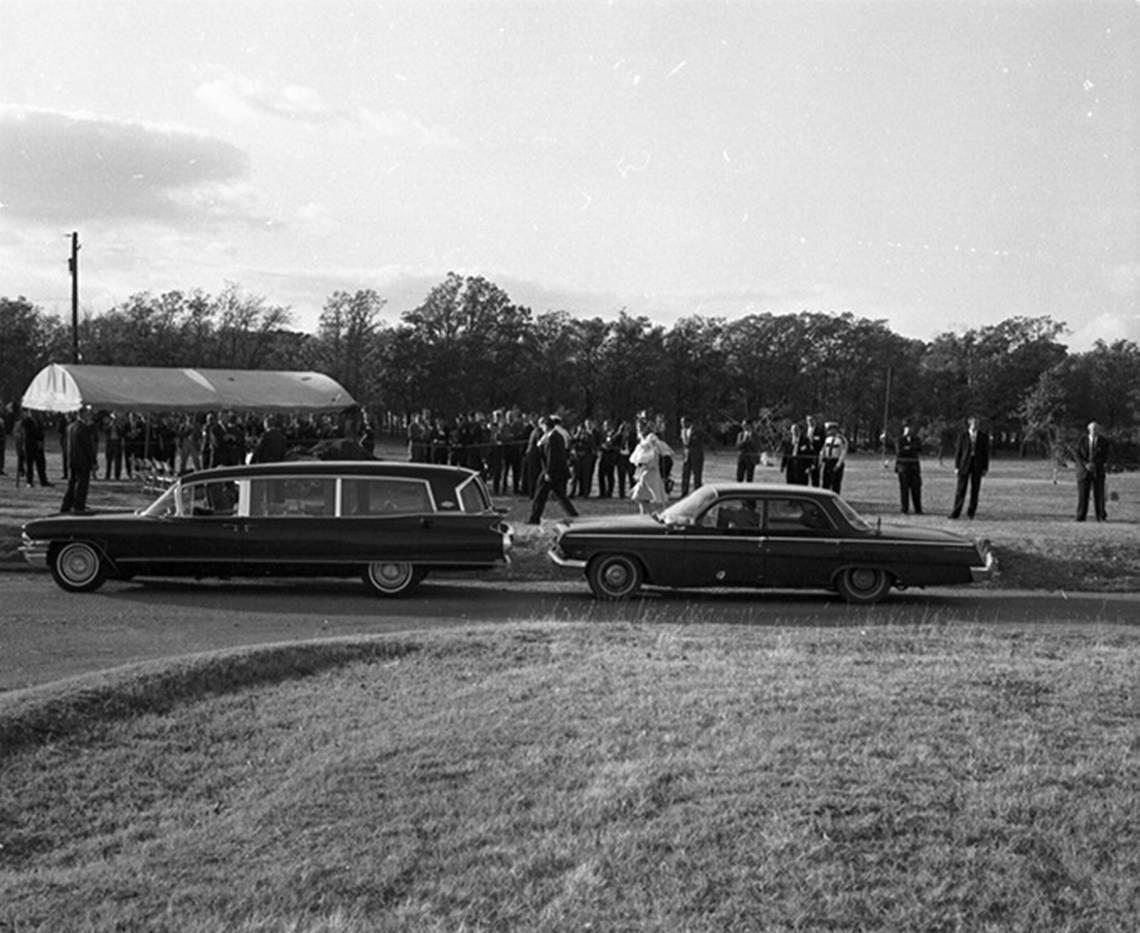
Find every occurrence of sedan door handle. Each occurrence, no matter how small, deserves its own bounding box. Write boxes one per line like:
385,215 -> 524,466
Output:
420,517 -> 434,529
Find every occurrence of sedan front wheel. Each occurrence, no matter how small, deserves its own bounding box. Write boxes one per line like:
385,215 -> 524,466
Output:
835,567 -> 892,605
362,561 -> 426,597
50,541 -> 108,593
587,553 -> 644,601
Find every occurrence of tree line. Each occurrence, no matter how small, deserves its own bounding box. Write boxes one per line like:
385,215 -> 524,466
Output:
2,272 -> 1138,462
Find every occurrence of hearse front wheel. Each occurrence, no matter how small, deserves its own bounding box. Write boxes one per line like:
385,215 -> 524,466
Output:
50,541 -> 108,593
587,553 -> 644,601
835,567 -> 892,605
362,561 -> 426,597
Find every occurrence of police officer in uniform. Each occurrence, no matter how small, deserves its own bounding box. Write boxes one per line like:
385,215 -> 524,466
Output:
819,421 -> 848,494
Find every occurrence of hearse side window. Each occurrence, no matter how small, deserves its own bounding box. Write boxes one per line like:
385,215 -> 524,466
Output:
248,477 -> 336,517
341,478 -> 433,516
179,480 -> 238,517
456,476 -> 491,513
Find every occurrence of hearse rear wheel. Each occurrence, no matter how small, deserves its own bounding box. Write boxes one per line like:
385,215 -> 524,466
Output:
50,541 -> 108,593
835,567 -> 892,605
362,561 -> 426,597
587,553 -> 644,601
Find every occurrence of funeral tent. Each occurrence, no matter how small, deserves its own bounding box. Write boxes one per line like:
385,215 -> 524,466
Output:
21,364 -> 356,414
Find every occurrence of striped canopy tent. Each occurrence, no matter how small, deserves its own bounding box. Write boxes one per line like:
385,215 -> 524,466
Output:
21,364 -> 356,414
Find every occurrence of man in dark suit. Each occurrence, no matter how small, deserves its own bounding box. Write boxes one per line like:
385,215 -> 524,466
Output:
949,416 -> 990,519
892,423 -> 924,514
251,416 -> 289,463
679,416 -> 708,496
526,415 -> 579,524
1075,421 -> 1110,521
804,414 -> 825,486
60,407 -> 98,513
21,409 -> 52,487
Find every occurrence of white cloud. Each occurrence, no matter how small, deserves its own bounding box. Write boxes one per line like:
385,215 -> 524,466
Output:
195,71 -> 462,147
196,73 -> 339,125
0,106 -> 254,224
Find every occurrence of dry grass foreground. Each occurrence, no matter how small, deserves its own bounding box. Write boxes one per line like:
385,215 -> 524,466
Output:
3,447 -> 1140,591
1,622 -> 1138,932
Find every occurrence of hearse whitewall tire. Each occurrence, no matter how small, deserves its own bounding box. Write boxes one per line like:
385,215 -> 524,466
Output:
50,541 -> 108,593
362,561 -> 426,597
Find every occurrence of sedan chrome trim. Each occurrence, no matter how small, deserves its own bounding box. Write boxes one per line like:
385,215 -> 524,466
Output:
548,550 -> 587,570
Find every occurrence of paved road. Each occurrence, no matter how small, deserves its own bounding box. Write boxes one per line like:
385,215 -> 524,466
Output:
2,571 -> 1138,692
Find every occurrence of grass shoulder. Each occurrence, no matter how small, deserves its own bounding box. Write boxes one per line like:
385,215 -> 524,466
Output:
2,622 -> 1137,931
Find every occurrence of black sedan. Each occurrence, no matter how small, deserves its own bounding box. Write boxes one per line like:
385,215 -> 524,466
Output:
548,483 -> 994,604
21,461 -> 513,597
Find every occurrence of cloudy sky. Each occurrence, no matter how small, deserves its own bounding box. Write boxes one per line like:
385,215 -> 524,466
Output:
1,1 -> 1136,349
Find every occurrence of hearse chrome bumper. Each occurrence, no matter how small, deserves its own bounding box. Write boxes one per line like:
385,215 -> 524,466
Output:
971,545 -> 997,583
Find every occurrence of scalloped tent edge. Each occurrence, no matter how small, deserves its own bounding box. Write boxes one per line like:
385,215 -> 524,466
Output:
21,364 -> 357,414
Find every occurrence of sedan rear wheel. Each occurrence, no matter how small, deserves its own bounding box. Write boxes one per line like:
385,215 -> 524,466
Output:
587,553 -> 644,601
835,567 -> 892,605
362,561 -> 426,597
50,541 -> 108,593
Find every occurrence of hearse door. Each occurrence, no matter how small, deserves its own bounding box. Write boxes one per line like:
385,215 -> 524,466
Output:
243,475 -> 362,569
761,497 -> 842,588
159,478 -> 245,570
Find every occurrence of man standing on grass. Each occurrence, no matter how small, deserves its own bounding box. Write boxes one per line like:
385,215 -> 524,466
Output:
819,421 -> 848,495
60,406 -> 98,513
1075,421 -> 1110,522
949,415 -> 989,519
892,423 -> 923,514
679,415 -> 708,496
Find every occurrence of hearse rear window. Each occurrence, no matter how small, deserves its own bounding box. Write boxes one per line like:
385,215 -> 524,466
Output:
342,478 -> 433,516
457,476 -> 491,513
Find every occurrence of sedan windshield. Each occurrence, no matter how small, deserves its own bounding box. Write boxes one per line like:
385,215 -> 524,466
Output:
834,496 -> 874,532
660,486 -> 718,525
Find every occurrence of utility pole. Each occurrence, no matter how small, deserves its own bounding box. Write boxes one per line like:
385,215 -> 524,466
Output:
68,231 -> 81,363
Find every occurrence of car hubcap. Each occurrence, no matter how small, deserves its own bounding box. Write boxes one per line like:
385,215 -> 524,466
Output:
603,562 -> 630,590
61,546 -> 96,583
374,563 -> 410,587
849,569 -> 878,592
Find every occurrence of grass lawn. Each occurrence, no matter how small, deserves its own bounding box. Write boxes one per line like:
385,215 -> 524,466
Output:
1,622 -> 1138,931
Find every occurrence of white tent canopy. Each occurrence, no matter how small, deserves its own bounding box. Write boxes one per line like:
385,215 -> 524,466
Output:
21,364 -> 356,414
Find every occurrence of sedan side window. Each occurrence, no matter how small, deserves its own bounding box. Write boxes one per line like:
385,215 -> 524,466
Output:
702,498 -> 762,534
767,498 -> 833,533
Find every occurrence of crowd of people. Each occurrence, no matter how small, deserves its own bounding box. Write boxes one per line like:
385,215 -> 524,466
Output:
0,402 -> 1115,523
0,405 -> 372,513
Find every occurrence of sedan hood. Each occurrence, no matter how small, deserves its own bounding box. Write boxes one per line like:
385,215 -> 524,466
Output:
556,515 -> 668,536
